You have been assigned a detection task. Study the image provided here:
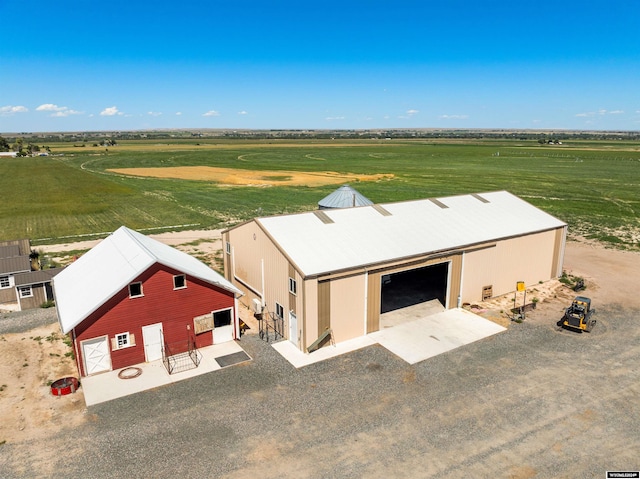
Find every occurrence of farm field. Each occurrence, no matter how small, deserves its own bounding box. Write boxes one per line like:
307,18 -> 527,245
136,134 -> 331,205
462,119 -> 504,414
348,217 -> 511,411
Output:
2,138 -> 639,249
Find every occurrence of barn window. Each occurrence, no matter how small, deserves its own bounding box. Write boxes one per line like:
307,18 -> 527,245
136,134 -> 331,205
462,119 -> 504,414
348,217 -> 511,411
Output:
173,274 -> 186,289
225,241 -> 231,254
113,332 -> 136,350
275,302 -> 284,319
19,285 -> 33,298
128,282 -> 143,298
0,276 -> 10,288
288,277 -> 297,295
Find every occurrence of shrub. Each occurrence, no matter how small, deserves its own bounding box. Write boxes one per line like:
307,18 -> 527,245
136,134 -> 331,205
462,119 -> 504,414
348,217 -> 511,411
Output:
40,299 -> 55,308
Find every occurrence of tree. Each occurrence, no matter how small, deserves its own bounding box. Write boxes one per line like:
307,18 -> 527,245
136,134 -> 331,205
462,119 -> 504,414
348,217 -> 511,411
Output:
0,136 -> 9,151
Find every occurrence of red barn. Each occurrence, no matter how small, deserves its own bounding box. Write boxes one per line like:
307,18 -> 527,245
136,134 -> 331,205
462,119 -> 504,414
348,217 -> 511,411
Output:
53,226 -> 242,377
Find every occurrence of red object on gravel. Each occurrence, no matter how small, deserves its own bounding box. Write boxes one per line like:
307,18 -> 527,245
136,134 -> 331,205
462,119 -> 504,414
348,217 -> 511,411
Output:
51,377 -> 79,396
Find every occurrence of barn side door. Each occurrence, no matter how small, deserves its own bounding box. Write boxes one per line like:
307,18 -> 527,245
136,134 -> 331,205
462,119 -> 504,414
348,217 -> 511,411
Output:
142,323 -> 164,362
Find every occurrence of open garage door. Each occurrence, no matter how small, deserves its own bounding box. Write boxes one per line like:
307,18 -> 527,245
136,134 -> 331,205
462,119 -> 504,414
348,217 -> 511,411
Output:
381,262 -> 449,314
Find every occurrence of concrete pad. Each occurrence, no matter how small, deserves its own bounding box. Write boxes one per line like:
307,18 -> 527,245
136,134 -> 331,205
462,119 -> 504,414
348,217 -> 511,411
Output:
272,335 -> 376,368
81,340 -> 249,406
369,308 -> 506,364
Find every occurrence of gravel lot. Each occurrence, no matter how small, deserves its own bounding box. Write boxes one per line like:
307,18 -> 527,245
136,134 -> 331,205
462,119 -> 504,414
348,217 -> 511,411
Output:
0,307 -> 58,335
2,300 -> 639,478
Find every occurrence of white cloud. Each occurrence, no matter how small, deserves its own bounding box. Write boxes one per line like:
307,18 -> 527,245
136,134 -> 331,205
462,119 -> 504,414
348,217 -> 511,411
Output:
202,110 -> 220,117
237,110 -> 248,115
36,103 -> 82,117
406,109 -> 419,116
577,109 -> 624,118
100,106 -> 122,116
52,110 -> 82,117
36,103 -> 64,112
325,116 -> 345,121
175,112 -> 182,116
0,105 -> 28,115
439,114 -> 469,120
147,111 -> 162,117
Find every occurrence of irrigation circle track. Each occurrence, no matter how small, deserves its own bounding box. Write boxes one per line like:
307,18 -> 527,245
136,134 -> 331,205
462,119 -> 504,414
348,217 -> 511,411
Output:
118,367 -> 143,379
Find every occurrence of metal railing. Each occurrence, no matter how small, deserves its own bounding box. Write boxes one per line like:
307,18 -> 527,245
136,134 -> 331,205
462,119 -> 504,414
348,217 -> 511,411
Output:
162,336 -> 201,375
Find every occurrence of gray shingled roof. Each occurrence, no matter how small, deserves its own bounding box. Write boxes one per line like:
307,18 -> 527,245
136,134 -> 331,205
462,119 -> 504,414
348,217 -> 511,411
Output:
14,268 -> 64,286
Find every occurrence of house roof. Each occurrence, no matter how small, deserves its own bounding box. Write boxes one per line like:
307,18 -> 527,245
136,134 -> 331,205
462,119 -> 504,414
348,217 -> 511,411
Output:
0,256 -> 31,275
318,184 -> 373,209
0,245 -> 21,258
14,268 -> 63,286
54,226 -> 242,334
255,191 -> 566,277
0,238 -> 31,256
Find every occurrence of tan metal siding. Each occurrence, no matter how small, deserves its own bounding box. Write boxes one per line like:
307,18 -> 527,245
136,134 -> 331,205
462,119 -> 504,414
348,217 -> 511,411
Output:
329,274 -> 367,343
221,231 -> 231,282
366,270 -> 381,333
461,246 -> 498,303
551,226 -> 566,277
447,254 -> 462,308
303,278 -> 318,350
227,220 -> 292,319
463,230 -> 559,302
317,280 -> 330,335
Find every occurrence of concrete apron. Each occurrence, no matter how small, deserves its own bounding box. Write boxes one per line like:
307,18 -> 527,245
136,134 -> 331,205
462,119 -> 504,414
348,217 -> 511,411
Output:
274,306 -> 506,368
81,341 -> 250,406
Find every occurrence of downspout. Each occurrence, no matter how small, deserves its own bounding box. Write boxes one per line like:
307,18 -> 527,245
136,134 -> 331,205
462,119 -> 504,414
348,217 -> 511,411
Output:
260,259 -> 265,307
72,328 -> 81,377
234,296 -> 240,340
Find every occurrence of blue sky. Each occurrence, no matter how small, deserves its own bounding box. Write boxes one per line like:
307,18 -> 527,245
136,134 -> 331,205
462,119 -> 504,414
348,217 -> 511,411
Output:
1,0 -> 639,132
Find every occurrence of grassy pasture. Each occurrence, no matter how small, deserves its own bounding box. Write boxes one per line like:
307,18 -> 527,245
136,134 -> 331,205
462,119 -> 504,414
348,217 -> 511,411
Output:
3,139 -> 639,249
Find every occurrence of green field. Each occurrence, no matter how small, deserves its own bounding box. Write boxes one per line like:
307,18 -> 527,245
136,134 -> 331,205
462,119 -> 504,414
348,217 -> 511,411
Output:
2,138 -> 639,249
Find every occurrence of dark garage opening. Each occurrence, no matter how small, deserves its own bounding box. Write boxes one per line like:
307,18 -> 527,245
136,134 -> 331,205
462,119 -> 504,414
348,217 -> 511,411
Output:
380,263 -> 449,314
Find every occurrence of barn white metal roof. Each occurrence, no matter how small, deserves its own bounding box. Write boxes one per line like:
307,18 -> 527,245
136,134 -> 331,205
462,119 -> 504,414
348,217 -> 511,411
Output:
54,226 -> 241,334
318,184 -> 373,209
257,191 -> 566,277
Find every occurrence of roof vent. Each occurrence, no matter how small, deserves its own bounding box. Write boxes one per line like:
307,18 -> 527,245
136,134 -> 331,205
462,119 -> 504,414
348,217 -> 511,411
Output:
372,204 -> 392,216
313,210 -> 335,224
472,193 -> 490,203
429,198 -> 449,209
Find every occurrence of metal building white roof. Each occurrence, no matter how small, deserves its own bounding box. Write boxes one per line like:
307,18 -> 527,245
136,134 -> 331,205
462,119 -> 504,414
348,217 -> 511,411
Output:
318,184 -> 373,209
54,226 -> 241,334
257,191 -> 566,277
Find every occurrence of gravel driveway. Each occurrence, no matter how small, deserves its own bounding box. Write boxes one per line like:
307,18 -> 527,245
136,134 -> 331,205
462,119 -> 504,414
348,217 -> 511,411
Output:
2,300 -> 639,478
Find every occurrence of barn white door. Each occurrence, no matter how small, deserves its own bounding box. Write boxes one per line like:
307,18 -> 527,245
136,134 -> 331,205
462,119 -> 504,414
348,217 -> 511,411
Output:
288,311 -> 297,346
213,308 -> 234,344
82,336 -> 112,375
142,323 -> 164,362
